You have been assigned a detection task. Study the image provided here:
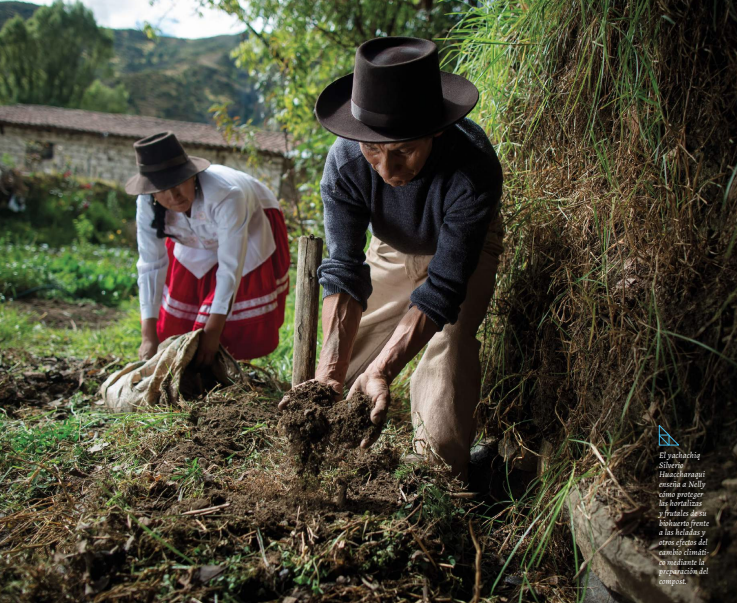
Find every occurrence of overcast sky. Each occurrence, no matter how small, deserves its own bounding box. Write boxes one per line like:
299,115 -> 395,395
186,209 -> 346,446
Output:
30,0 -> 245,39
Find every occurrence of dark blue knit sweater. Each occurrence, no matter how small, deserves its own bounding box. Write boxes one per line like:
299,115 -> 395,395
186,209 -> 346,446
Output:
317,118 -> 503,327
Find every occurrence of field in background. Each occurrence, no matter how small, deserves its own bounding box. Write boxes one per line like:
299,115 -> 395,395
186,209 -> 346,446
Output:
0,252 -> 301,384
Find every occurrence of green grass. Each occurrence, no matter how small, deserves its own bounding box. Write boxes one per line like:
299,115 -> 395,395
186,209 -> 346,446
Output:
0,260 -> 304,385
0,301 -> 141,358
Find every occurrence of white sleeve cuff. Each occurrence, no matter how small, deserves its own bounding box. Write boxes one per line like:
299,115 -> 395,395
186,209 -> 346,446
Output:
209,300 -> 231,316
140,304 -> 159,321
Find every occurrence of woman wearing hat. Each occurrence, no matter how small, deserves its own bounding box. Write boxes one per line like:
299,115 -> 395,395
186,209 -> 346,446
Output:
280,37 -> 505,485
126,132 -> 290,367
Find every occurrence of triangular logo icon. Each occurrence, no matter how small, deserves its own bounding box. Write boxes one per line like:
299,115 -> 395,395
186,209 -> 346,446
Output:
658,425 -> 678,447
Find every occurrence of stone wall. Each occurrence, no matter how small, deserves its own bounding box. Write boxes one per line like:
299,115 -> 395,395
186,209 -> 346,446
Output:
0,125 -> 288,198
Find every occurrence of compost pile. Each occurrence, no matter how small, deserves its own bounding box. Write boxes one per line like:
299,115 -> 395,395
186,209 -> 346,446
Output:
0,351 -> 576,602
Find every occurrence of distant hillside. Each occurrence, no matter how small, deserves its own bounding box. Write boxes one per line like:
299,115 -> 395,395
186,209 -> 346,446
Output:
109,29 -> 266,125
0,1 -> 267,125
0,1 -> 35,23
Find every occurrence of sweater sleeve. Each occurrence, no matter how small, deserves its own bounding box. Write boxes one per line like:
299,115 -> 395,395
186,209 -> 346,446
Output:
135,195 -> 168,320
317,147 -> 373,309
209,185 -> 252,316
410,185 -> 501,327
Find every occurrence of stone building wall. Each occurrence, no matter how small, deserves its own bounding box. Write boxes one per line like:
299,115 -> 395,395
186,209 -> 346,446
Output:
0,125 -> 288,198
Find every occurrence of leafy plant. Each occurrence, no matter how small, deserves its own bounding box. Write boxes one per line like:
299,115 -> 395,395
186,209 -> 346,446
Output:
0,241 -> 137,305
1,172 -> 136,248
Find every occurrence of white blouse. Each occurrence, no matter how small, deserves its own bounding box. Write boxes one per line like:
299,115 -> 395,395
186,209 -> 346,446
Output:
136,164 -> 282,320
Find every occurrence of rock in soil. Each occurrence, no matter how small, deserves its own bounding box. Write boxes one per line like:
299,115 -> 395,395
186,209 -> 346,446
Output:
277,382 -> 380,474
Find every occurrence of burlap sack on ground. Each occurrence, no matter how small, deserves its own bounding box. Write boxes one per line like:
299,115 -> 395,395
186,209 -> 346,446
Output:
99,330 -> 242,412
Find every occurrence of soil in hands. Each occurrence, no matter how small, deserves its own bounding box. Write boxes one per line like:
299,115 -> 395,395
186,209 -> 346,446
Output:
277,381 -> 381,474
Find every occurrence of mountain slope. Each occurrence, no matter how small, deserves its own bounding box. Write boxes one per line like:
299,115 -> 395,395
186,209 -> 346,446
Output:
0,1 -> 265,125
109,28 -> 265,125
0,1 -> 35,23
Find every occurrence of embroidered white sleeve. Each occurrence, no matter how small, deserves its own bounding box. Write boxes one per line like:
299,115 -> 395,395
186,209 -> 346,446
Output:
209,185 -> 253,316
135,195 -> 168,320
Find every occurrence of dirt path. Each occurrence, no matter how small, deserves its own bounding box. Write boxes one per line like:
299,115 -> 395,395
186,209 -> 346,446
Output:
9,298 -> 123,330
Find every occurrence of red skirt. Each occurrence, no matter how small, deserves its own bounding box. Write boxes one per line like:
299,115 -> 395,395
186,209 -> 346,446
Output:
156,208 -> 290,360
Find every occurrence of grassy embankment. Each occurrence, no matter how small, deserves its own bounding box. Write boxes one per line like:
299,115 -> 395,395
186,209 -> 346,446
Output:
449,0 -> 737,593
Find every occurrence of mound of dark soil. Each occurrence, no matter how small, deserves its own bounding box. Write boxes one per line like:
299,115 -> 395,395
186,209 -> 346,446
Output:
277,381 -> 381,474
153,394 -> 278,473
0,371 -> 553,603
0,350 -> 115,415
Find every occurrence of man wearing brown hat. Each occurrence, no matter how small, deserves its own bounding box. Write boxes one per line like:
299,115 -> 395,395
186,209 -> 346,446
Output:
281,37 -> 504,483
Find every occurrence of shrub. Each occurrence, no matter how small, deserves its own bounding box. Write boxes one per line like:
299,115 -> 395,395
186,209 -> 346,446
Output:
0,172 -> 136,247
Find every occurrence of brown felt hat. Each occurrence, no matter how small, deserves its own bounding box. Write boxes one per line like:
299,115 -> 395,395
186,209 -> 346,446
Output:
315,37 -> 479,143
125,131 -> 210,195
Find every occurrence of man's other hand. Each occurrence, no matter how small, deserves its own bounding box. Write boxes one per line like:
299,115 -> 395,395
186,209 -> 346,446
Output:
348,367 -> 390,449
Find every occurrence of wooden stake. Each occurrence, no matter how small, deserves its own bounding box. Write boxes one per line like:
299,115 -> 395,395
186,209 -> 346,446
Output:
292,235 -> 323,387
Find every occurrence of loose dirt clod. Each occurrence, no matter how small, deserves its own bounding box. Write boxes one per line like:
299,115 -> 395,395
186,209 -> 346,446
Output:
277,381 -> 333,472
330,391 -> 381,448
277,382 -> 380,473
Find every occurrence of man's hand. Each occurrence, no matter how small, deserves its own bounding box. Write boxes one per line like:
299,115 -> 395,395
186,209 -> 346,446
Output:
348,367 -> 391,449
139,318 -> 159,361
348,306 -> 440,449
279,292 -> 362,411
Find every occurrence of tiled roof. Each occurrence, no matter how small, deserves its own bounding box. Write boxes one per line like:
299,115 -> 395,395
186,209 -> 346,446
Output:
0,104 -> 288,155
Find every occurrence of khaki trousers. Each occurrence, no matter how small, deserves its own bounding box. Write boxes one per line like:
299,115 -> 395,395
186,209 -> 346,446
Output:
345,214 -> 505,479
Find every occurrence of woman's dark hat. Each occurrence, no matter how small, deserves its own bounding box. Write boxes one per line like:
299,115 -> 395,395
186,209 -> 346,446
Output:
125,132 -> 210,195
315,37 -> 479,143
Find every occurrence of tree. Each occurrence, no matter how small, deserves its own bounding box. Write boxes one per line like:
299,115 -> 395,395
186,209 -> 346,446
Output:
203,0 -> 468,228
80,80 -> 130,114
209,0 -> 465,141
0,1 -> 114,108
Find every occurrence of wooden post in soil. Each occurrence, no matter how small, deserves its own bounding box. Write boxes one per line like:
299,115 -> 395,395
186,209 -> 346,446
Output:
292,235 -> 323,388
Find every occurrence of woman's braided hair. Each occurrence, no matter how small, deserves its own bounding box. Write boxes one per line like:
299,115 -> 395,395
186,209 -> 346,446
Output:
150,176 -> 200,239
151,197 -> 169,239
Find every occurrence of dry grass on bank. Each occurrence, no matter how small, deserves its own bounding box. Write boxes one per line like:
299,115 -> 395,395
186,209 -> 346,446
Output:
448,0 -> 737,595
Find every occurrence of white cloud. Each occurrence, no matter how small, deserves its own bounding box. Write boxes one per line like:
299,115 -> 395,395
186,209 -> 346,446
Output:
29,0 -> 245,39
